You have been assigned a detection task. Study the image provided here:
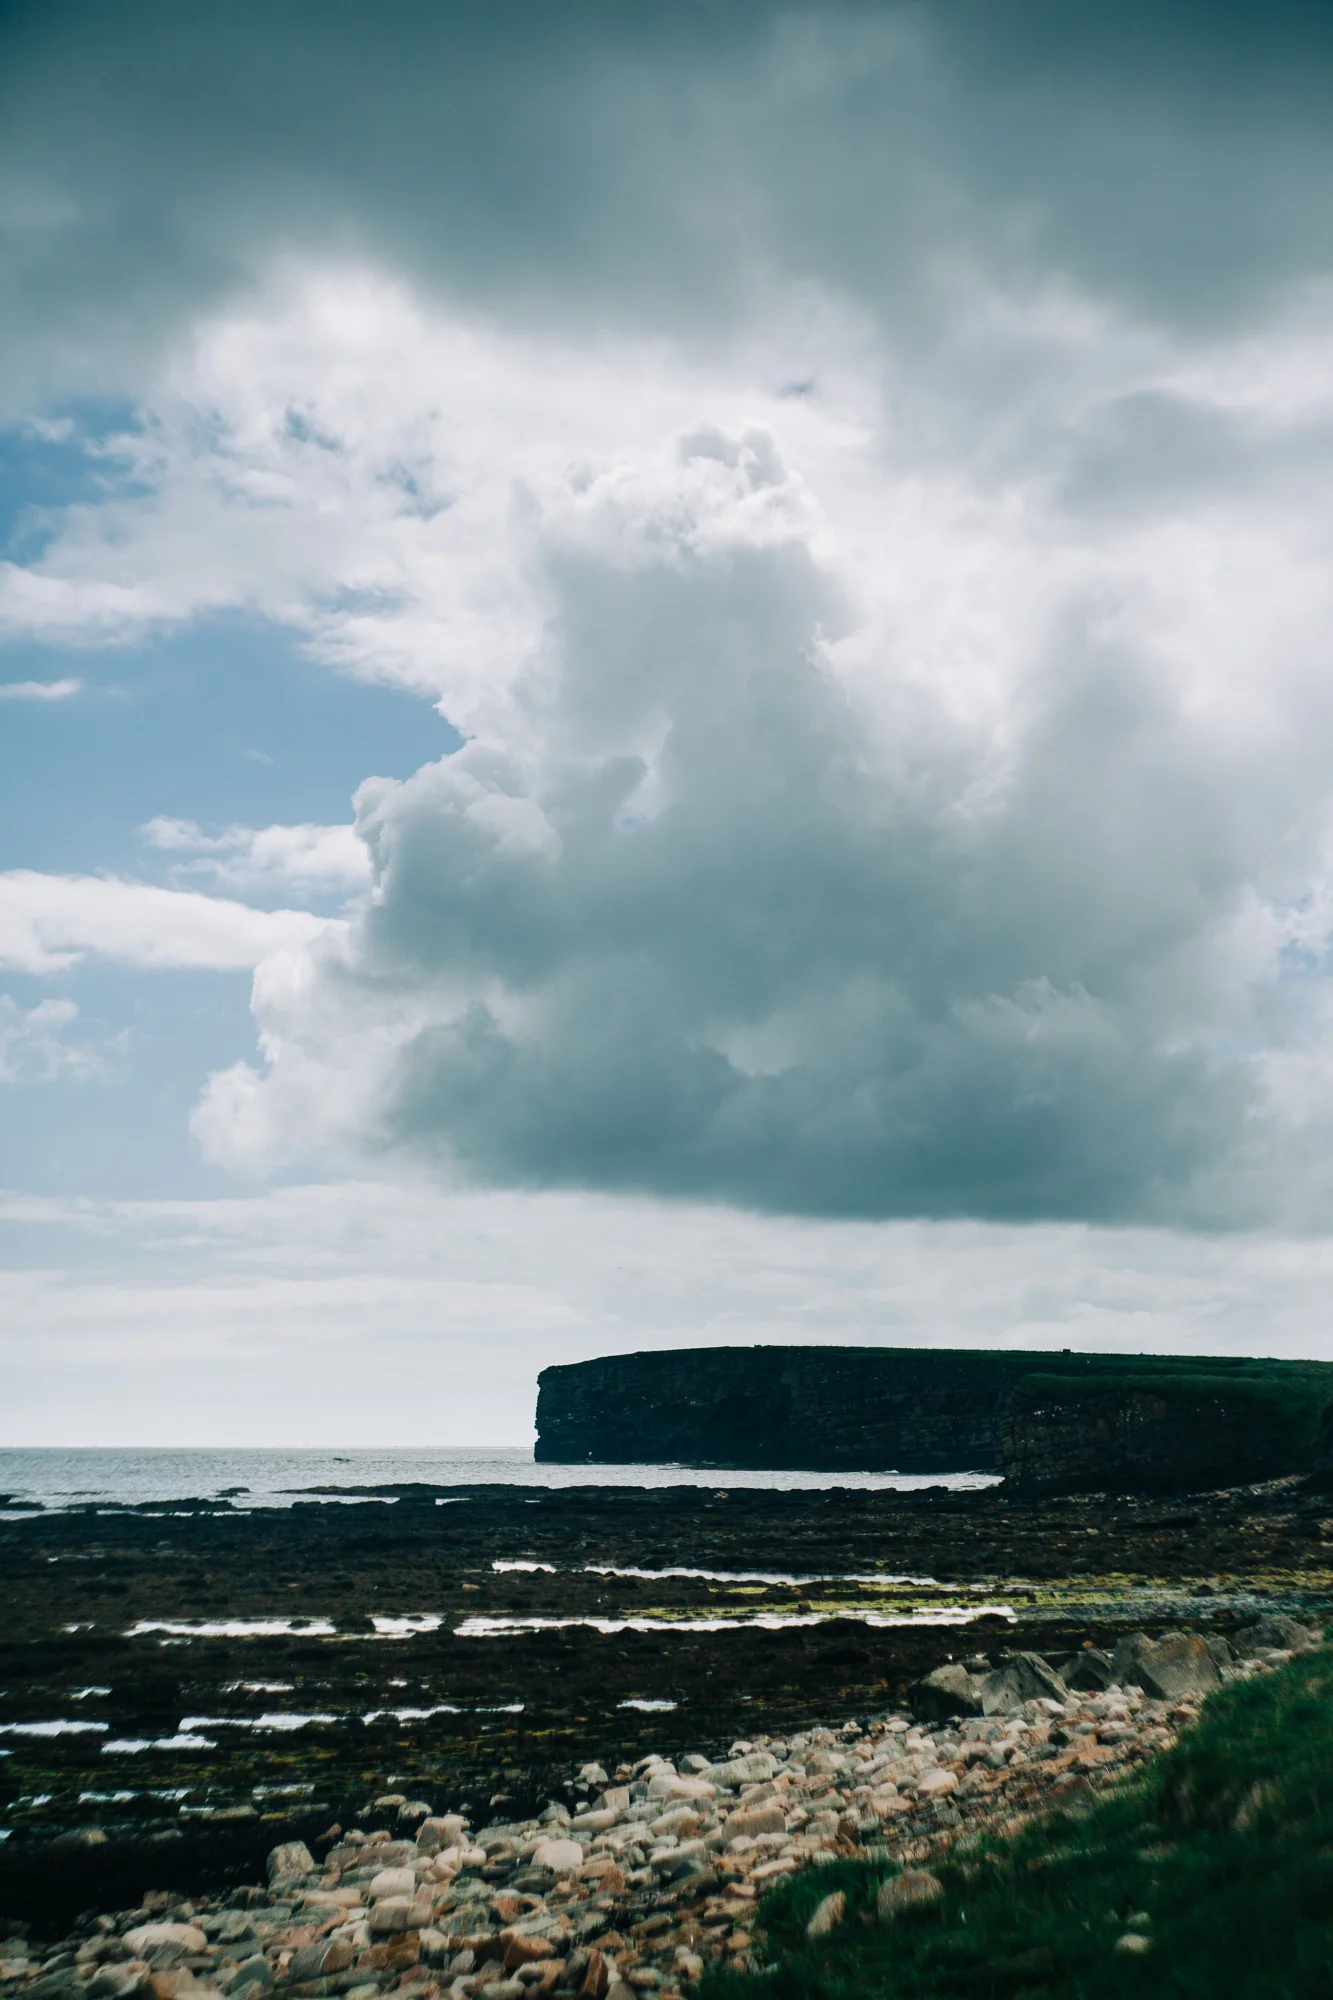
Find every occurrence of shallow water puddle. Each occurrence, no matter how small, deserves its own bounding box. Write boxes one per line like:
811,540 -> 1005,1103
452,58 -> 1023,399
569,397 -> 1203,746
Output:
360,1702 -> 462,1721
101,1733 -> 216,1753
180,1711 -> 337,1732
126,1617 -> 337,1638
455,1603 -> 1015,1636
492,1558 -> 944,1585
0,1720 -> 109,1737
584,1563 -> 945,1587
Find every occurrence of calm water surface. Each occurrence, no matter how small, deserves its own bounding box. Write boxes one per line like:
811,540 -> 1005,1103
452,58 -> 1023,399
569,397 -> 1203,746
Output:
0,1447 -> 999,1510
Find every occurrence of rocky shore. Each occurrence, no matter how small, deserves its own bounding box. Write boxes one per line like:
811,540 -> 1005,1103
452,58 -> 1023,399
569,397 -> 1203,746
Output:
5,1473 -> 1333,1934
3,1614 -> 1319,2000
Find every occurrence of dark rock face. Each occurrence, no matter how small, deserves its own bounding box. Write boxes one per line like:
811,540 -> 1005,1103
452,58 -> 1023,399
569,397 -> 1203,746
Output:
536,1347 -> 1044,1472
536,1346 -> 1333,1489
1000,1373 -> 1328,1495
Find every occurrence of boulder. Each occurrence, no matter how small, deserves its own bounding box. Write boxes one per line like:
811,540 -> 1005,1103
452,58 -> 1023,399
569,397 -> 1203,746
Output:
265,1840 -> 315,1884
654,1843 -> 708,1882
916,1770 -> 958,1797
877,1870 -> 945,1923
724,1806 -> 786,1840
663,1776 -> 716,1802
1233,1615 -> 1322,1657
365,1839 -> 416,1866
288,1943 -> 353,1982
210,1917 -> 254,1948
501,1936 -> 556,1971
122,1931 -> 206,1962
913,1663 -> 986,1722
575,1950 -> 609,2000
980,1652 -> 1067,1715
1111,1631 -> 1219,1700
369,1897 -> 423,1936
89,1965 -> 151,2000
649,1807 -> 702,1838
146,1972 -> 208,2000
531,1837 -> 583,1876
222,1959 -> 270,1997
707,1752 -> 776,1789
806,1892 -> 846,1939
417,1815 -> 468,1854
369,1867 -> 416,1901
1063,1647 -> 1115,1693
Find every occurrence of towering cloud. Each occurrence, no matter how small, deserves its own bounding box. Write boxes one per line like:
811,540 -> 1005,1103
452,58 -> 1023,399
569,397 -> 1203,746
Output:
6,1 -> 1333,1235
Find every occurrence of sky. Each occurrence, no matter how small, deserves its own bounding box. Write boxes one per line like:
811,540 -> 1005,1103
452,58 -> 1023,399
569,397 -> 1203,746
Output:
6,0 -> 1333,1445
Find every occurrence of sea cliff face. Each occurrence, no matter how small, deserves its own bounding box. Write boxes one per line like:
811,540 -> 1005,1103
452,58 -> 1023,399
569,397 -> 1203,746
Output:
998,1375 -> 1322,1496
535,1346 -> 1333,1490
536,1347 -> 1029,1473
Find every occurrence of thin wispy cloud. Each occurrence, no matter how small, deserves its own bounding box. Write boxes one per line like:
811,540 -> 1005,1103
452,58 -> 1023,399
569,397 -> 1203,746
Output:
0,676 -> 81,701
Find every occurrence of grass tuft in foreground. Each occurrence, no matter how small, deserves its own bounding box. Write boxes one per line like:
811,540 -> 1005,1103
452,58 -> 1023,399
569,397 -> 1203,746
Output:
703,1647 -> 1333,1998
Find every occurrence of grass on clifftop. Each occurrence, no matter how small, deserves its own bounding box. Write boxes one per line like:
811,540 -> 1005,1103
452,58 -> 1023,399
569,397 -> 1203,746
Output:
705,1648 -> 1333,1999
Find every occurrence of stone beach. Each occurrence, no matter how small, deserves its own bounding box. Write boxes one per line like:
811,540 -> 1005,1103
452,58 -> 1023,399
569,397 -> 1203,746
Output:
1,1614 -> 1320,2000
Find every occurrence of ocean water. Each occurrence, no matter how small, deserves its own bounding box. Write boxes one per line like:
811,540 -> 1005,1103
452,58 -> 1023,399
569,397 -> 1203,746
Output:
0,1446 -> 999,1511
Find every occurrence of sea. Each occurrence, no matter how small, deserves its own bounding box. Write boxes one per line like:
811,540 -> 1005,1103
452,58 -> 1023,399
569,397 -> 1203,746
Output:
0,1447 -> 999,1513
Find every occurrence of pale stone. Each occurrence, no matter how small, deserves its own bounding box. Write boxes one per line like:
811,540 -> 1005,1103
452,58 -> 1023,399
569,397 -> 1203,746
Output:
123,1930 -> 206,1960
708,1752 -> 776,1789
916,1769 -> 958,1796
531,1837 -> 584,1875
806,1892 -> 845,1939
369,1867 -> 415,1901
266,1840 -> 315,1883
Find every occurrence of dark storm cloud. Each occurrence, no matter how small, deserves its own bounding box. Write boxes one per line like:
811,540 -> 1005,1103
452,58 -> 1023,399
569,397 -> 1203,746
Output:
4,0 -> 1333,407
314,527 -> 1296,1229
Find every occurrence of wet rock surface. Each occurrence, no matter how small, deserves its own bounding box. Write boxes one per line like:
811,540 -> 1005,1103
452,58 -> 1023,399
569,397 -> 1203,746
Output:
3,1477 -> 1331,1931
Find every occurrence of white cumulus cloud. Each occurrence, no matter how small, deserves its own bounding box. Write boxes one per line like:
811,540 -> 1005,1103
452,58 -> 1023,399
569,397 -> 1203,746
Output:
140,817 -> 371,897
0,871 -> 341,974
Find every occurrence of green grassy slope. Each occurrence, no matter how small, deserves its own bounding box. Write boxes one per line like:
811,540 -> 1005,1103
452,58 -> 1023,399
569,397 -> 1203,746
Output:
705,1649 -> 1333,1999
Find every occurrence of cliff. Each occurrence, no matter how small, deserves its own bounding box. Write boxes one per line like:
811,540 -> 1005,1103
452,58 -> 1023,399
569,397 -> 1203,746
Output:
535,1346 -> 1333,1489
998,1371 -> 1328,1495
